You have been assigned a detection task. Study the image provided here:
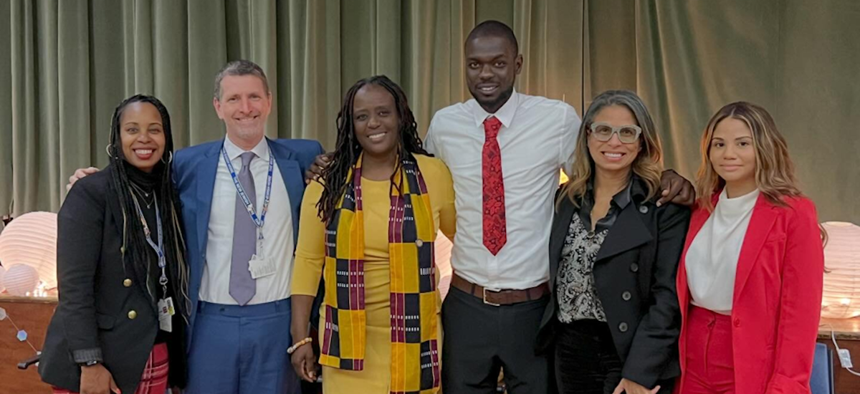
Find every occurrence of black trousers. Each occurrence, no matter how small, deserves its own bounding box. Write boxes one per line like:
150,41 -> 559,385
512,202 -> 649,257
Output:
442,286 -> 550,394
553,320 -> 674,394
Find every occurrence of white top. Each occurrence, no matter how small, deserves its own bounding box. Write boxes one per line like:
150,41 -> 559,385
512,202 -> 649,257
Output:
686,188 -> 760,314
199,136 -> 295,304
424,90 -> 580,290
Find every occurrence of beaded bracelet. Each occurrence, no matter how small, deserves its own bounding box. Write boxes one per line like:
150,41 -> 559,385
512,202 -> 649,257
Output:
287,337 -> 313,354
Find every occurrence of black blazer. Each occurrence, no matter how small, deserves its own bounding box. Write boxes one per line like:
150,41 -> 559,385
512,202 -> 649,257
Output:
39,166 -> 186,393
537,178 -> 690,388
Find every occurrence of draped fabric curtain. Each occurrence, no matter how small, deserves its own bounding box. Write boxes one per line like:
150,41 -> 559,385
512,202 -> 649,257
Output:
1,0 -> 857,224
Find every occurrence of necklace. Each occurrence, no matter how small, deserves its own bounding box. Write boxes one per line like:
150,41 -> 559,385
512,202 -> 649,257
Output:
129,183 -> 155,208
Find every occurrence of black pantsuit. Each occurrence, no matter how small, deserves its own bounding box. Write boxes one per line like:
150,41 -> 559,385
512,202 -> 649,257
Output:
554,320 -> 623,394
537,177 -> 690,393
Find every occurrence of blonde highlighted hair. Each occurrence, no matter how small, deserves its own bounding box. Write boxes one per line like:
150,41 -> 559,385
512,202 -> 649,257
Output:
559,90 -> 664,207
696,101 -> 802,211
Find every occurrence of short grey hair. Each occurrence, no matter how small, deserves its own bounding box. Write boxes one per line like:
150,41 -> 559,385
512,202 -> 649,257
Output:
213,60 -> 270,100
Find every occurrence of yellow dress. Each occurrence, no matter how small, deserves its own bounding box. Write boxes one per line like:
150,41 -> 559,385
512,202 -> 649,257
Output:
292,154 -> 456,393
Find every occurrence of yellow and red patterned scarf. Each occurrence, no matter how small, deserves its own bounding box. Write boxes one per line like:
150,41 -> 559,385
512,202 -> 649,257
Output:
320,154 -> 441,393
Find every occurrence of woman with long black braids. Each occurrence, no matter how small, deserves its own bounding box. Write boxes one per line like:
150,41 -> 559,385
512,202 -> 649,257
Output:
40,95 -> 190,394
289,76 -> 456,393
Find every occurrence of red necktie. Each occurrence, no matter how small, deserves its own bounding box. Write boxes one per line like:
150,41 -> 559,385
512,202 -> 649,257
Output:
482,116 -> 506,255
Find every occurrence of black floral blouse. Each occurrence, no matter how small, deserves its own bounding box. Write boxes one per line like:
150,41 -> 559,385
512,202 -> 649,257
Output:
555,179 -> 634,323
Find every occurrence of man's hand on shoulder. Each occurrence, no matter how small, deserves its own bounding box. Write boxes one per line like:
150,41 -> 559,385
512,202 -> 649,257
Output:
657,169 -> 695,207
304,153 -> 333,184
67,167 -> 100,191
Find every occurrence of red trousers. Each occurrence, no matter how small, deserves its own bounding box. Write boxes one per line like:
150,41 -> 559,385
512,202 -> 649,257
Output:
681,306 -> 735,394
53,342 -> 169,394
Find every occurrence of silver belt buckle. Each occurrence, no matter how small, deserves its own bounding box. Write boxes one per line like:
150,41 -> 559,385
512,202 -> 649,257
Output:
483,287 -> 501,307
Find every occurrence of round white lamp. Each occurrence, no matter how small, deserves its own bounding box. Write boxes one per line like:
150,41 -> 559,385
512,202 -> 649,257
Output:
820,221 -> 860,319
435,231 -> 453,299
2,264 -> 40,297
0,211 -> 58,289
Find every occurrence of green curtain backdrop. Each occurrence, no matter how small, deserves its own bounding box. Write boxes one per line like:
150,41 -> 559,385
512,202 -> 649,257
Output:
1,0 -> 857,225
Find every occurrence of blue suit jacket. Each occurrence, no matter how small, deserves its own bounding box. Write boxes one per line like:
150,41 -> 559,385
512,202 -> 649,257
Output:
172,137 -> 324,335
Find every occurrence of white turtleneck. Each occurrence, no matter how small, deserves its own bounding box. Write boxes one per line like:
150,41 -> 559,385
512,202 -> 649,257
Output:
686,188 -> 760,315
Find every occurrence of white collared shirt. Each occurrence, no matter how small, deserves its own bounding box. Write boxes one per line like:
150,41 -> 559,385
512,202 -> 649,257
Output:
686,188 -> 760,314
424,90 -> 580,290
199,136 -> 295,304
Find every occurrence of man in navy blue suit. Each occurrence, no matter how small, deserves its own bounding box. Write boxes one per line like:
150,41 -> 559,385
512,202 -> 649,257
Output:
174,60 -> 322,394
70,60 -> 323,393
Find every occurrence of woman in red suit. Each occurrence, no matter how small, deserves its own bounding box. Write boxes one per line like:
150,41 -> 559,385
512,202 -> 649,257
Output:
676,102 -> 824,394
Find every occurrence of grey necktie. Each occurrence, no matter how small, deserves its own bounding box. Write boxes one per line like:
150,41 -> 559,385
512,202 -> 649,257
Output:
229,151 -> 257,305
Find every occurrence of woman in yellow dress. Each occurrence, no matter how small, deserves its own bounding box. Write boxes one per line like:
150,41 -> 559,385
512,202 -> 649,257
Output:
290,75 -> 456,393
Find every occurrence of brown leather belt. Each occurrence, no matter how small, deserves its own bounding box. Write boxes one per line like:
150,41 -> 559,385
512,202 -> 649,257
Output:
450,273 -> 550,306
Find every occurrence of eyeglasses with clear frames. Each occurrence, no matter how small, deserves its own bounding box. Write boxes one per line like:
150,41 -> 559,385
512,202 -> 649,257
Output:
588,122 -> 642,144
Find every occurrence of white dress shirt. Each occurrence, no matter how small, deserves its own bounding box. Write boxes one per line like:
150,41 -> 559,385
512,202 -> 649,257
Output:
686,188 -> 760,314
424,90 -> 581,290
199,136 -> 295,304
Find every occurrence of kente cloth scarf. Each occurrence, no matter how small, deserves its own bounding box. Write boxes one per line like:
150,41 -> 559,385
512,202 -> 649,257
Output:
320,154 -> 441,393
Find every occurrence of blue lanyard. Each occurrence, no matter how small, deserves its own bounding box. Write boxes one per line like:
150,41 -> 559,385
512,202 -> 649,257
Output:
221,147 -> 274,241
131,194 -> 169,296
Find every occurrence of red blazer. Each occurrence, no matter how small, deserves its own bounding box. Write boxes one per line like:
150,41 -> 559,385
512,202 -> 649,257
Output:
676,193 -> 824,394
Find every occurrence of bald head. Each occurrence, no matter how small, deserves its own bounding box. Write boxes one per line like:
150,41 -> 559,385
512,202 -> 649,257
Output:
466,20 -> 519,55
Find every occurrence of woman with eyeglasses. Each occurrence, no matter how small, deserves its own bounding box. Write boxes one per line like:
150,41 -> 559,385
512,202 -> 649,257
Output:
536,90 -> 689,394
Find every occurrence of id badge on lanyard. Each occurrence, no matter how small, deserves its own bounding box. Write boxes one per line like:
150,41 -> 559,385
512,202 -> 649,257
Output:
223,147 -> 277,280
131,194 -> 176,332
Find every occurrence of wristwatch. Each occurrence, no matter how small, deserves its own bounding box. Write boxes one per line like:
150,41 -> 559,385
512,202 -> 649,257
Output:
81,360 -> 101,367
